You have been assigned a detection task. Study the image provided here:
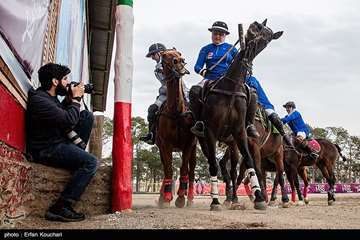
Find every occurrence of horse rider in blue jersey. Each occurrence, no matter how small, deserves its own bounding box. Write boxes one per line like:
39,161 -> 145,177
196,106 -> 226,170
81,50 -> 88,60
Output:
282,101 -> 318,159
189,21 -> 259,138
140,43 -> 189,144
189,21 -> 293,147
245,75 -> 293,146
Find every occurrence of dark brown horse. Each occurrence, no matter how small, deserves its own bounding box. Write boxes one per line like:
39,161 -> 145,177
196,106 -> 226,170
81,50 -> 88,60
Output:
271,137 -> 346,205
155,49 -> 197,208
191,20 -> 283,211
220,106 -> 290,209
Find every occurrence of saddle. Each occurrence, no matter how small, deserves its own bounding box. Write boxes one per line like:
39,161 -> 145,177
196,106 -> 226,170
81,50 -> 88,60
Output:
306,139 -> 321,153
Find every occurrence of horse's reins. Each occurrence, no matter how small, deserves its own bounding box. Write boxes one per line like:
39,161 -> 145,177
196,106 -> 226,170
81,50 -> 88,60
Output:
159,55 -> 187,127
207,39 -> 240,72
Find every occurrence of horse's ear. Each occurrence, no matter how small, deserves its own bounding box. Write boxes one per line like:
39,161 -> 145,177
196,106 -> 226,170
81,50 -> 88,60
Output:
262,19 -> 267,26
273,31 -> 283,40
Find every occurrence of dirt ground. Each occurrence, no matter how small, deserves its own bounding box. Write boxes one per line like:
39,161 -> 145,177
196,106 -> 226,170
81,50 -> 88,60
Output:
12,193 -> 360,229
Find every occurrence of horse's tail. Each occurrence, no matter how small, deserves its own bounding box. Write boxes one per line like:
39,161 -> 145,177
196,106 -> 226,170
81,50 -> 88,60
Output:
334,144 -> 347,162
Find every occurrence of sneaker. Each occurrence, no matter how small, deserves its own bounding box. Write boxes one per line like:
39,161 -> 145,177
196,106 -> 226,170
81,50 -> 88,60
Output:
190,121 -> 205,137
246,124 -> 260,138
139,133 -> 154,145
45,205 -> 85,222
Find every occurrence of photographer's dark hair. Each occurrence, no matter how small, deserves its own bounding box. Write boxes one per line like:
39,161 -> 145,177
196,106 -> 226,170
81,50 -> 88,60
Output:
38,63 -> 71,90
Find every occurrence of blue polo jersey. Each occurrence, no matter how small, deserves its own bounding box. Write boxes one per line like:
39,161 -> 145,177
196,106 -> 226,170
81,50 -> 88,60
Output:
245,75 -> 275,110
194,42 -> 238,81
281,110 -> 310,137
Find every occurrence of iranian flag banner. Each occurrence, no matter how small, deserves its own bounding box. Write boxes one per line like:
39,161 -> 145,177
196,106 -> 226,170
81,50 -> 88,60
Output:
112,0 -> 133,212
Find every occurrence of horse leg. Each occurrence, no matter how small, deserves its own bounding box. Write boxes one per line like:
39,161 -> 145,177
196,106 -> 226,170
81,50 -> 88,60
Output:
238,161 -> 254,202
187,145 -> 197,207
158,146 -> 173,208
274,148 -> 290,207
199,132 -> 221,211
298,167 -> 310,204
288,166 -> 298,204
318,163 -> 336,205
230,145 -> 239,204
219,148 -> 232,208
175,148 -> 191,208
269,173 -> 279,206
234,129 -> 266,210
293,171 -> 304,205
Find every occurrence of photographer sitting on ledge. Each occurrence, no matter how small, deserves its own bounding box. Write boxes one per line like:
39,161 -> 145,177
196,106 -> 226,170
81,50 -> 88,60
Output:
26,63 -> 98,222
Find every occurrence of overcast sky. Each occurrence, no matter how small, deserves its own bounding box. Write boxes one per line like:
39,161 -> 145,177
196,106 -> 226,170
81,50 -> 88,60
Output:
104,0 -> 360,136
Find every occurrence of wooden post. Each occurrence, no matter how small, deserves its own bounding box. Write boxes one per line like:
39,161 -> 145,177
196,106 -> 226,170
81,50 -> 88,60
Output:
89,113 -> 104,160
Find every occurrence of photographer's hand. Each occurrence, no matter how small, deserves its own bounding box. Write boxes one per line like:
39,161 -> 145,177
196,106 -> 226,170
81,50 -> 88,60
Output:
71,82 -> 84,102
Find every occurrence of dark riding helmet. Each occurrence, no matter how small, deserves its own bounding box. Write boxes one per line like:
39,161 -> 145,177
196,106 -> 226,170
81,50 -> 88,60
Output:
208,21 -> 230,35
146,43 -> 166,57
283,101 -> 296,109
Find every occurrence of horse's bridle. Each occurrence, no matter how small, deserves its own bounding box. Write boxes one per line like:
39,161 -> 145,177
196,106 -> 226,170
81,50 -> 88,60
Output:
161,54 -> 188,81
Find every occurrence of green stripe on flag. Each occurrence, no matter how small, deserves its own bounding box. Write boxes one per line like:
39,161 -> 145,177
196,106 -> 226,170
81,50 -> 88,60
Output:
117,0 -> 133,7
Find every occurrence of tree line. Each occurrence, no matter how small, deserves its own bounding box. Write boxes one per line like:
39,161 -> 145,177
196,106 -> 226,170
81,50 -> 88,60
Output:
102,116 -> 360,192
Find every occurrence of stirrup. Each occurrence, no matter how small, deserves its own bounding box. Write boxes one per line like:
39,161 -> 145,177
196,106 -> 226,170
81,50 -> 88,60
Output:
309,152 -> 319,160
190,121 -> 205,137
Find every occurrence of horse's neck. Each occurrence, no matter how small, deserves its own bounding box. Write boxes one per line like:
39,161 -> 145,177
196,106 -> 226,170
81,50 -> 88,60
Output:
217,52 -> 248,91
165,76 -> 185,114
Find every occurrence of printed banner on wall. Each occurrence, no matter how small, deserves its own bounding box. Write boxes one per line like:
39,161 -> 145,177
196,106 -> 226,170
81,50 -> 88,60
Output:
0,0 -> 50,79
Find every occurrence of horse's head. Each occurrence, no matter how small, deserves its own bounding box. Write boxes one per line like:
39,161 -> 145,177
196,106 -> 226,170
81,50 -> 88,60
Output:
244,19 -> 283,61
160,48 -> 190,79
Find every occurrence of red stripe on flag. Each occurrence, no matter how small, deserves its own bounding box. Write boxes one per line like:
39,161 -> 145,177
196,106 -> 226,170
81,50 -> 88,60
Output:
112,101 -> 132,211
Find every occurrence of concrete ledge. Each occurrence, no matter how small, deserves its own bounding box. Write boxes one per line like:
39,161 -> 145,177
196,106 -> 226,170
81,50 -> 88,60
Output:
26,162 -> 112,217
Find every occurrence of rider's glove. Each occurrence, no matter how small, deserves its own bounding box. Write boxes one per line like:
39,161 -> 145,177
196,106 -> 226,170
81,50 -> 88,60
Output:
199,69 -> 207,77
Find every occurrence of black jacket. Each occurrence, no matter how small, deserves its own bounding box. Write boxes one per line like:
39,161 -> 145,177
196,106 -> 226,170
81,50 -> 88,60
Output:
26,87 -> 81,154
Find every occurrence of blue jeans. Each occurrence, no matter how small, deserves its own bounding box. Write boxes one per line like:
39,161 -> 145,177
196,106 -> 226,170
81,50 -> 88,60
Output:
34,111 -> 98,202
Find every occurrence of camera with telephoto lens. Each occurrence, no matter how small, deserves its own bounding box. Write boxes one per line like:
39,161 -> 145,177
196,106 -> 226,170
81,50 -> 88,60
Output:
67,82 -> 94,96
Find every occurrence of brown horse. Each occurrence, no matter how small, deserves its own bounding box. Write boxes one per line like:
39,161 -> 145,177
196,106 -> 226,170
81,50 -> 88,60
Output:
271,137 -> 346,205
155,49 -> 197,208
191,20 -> 283,211
220,105 -> 290,209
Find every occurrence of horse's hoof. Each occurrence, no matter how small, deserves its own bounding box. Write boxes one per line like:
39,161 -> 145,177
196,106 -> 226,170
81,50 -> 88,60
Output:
157,196 -> 171,209
328,200 -> 335,206
223,200 -> 232,209
254,201 -> 267,210
304,198 -> 309,205
249,195 -> 255,203
297,201 -> 305,206
230,202 -> 246,210
282,201 -> 290,208
158,201 -> 170,209
210,204 -> 222,211
268,200 -> 277,207
186,199 -> 194,207
175,196 -> 186,208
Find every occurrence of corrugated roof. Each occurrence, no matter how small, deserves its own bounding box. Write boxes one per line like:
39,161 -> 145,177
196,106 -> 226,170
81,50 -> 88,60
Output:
88,0 -> 116,112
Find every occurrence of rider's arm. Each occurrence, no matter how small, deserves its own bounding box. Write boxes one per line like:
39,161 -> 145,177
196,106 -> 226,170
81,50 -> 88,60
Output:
194,46 -> 207,75
281,111 -> 298,124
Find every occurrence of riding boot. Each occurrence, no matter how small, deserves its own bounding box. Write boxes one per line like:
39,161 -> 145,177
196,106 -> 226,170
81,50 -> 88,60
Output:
246,88 -> 260,138
140,104 -> 158,144
268,112 -> 294,147
189,86 -> 205,137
